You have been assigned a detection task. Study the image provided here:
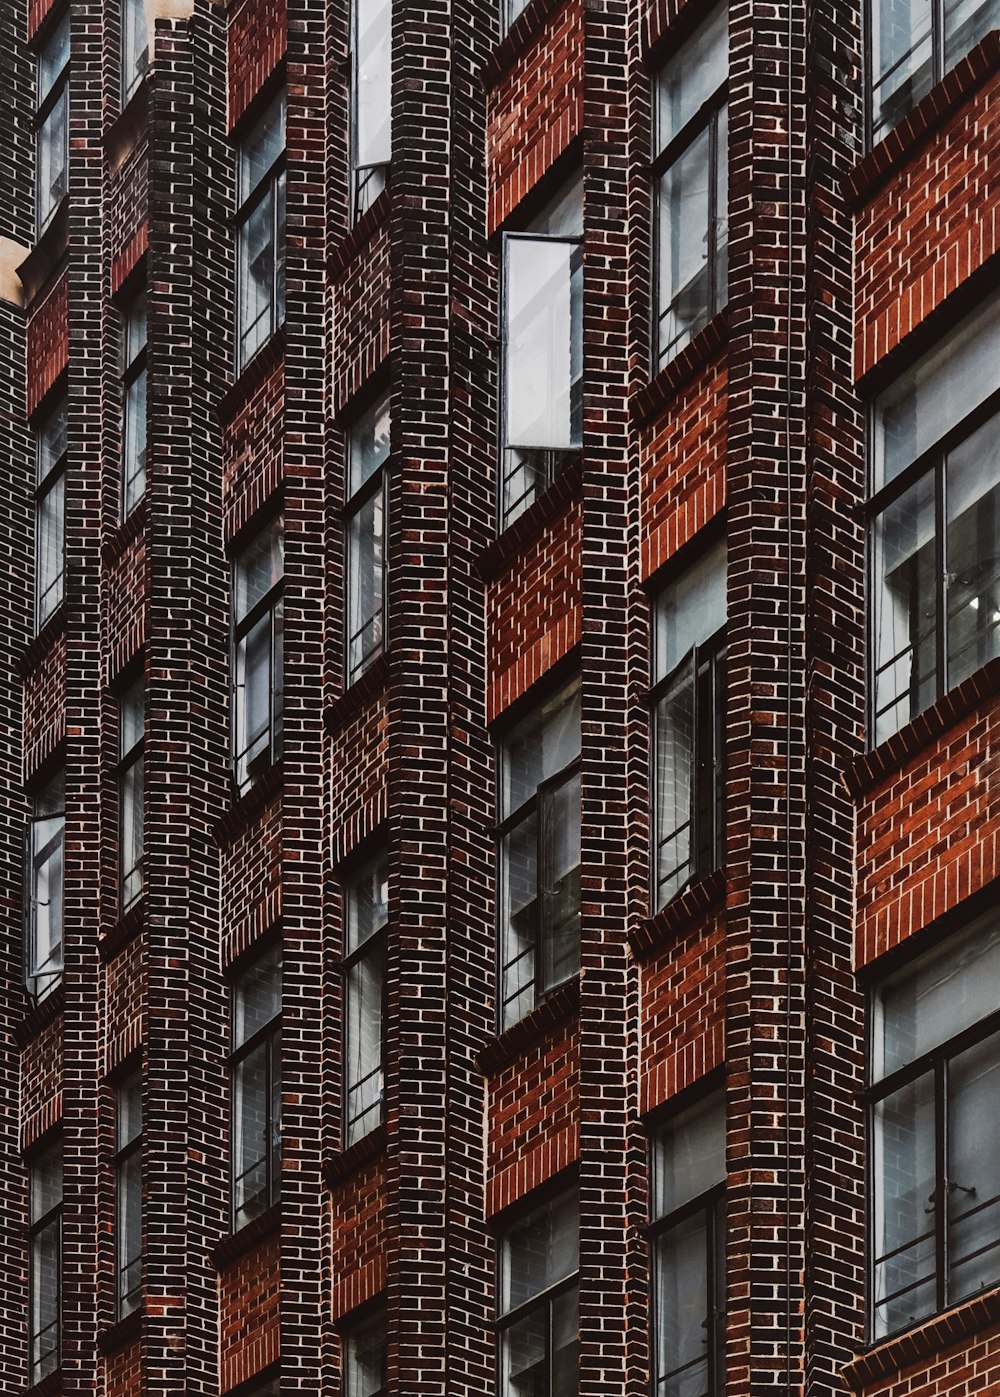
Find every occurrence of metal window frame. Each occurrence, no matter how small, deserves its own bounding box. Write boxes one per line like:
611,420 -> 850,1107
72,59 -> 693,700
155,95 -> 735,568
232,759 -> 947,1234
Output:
498,230 -> 584,532
495,1271 -> 580,1397
28,1143 -> 63,1386
231,527 -> 284,796
348,0 -> 391,225
647,1183 -> 727,1397
121,0 -> 149,105
229,958 -> 282,1232
341,853 -> 389,1146
34,408 -> 68,633
344,462 -> 389,687
341,1296 -> 389,1397
114,1068 -> 144,1319
234,100 -> 286,375
24,797 -> 66,1005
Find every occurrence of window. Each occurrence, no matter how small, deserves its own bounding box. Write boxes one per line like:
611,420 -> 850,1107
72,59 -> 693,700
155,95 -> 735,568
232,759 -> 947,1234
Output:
29,1140 -> 62,1385
25,771 -> 65,1004
652,3 -> 728,370
35,12 -> 70,235
344,851 -> 388,1146
650,1092 -> 727,1397
121,0 -> 148,103
232,518 -> 283,794
231,944 -> 282,1230
652,539 -> 727,909
345,394 -> 390,685
350,0 -> 391,221
497,679 -> 581,1030
236,93 -> 286,373
869,296 -> 1000,745
343,1302 -> 388,1397
869,909 -> 1000,1339
500,0 -> 531,34
497,1187 -> 579,1397
115,1068 -> 143,1318
868,0 -> 1000,143
121,292 -> 147,517
501,176 -> 583,530
119,678 -> 144,911
35,398 -> 67,630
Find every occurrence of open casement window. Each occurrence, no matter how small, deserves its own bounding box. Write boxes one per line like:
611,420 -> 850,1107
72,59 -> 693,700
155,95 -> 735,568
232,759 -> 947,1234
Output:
115,1068 -> 143,1318
501,176 -> 584,530
343,1301 -> 388,1397
35,12 -> 70,236
350,0 -> 391,222
652,2 -> 728,371
345,393 -> 390,686
869,909 -> 1000,1338
344,850 -> 388,1146
497,1187 -> 580,1397
870,296 -> 1000,745
35,398 -> 67,631
121,0 -> 148,103
498,679 -> 581,1030
868,0 -> 1000,143
652,539 -> 727,910
236,92 -> 286,373
25,771 -> 65,1004
233,517 -> 284,794
29,1140 -> 62,1385
231,944 -> 282,1230
651,1092 -> 727,1397
119,677 -> 144,911
121,292 -> 147,517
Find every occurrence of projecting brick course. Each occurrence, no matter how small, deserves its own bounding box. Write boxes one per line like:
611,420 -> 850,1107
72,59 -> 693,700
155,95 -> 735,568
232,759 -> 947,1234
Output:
228,0 -> 287,128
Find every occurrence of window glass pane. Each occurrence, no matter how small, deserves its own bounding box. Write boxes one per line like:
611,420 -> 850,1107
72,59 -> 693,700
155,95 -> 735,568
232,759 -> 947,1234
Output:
872,294 -> 1000,488
872,472 -> 936,744
120,753 -> 144,908
354,0 -> 392,172
655,540 -> 727,680
346,939 -> 385,1144
123,367 -> 147,515
539,770 -> 580,996
346,850 -> 389,956
551,1285 -> 579,1397
948,1030 -> 1000,1305
347,477 -> 385,682
233,1041 -> 270,1224
237,609 -> 275,767
504,237 -> 582,453
37,12 -> 70,104
124,295 -> 147,367
654,2 -> 728,152
234,944 -> 282,1047
118,1145 -> 142,1313
348,393 -> 391,498
117,1070 -> 143,1148
239,93 -> 285,203
500,1306 -> 546,1397
235,519 -> 284,623
501,1188 -> 578,1314
657,125 -> 711,367
29,808 -> 64,999
655,657 -> 694,907
873,909 -> 1000,1081
501,680 -> 580,817
31,1216 -> 61,1381
654,1212 -> 709,1397
653,1091 -> 726,1219
345,1306 -> 388,1397
237,191 -> 276,369
122,0 -> 149,101
872,1070 -> 936,1337
501,811 -> 539,1028
945,415 -> 1000,691
37,401 -> 67,484
36,471 -> 65,628
37,87 -> 68,231
944,0 -> 1000,67
870,0 -> 933,139
526,174 -> 583,239
120,680 -> 144,758
31,1143 -> 62,1222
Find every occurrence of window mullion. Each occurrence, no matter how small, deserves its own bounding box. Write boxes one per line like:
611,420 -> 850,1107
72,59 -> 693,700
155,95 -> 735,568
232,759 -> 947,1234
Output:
936,1055 -> 948,1314
936,457 -> 947,705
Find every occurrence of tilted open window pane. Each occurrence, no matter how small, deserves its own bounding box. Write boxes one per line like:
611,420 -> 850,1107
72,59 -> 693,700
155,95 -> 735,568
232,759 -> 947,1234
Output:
29,1141 -> 62,1385
35,400 -> 67,630
351,0 -> 391,220
116,1070 -> 143,1317
343,1303 -> 388,1397
37,12 -> 70,104
233,519 -> 284,792
498,1188 -> 579,1397
344,851 -> 389,1145
346,394 -> 391,685
122,294 -> 148,516
37,87 -> 69,234
231,945 -> 282,1229
236,95 -> 286,372
26,772 -> 65,1003
119,679 -> 144,909
122,0 -> 149,102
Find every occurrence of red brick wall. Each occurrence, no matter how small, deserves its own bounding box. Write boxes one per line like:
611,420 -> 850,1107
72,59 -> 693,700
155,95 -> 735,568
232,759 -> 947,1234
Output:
26,271 -> 69,417
329,1156 -> 388,1320
855,694 -> 1000,969
20,1016 -> 63,1150
104,1336 -> 144,1397
219,1234 -> 281,1391
103,936 -> 145,1072
485,1026 -> 579,1217
639,351 -> 727,582
104,536 -> 148,682
485,0 -> 585,232
108,142 -> 148,289
487,501 -> 582,721
640,911 -> 725,1115
331,225 -> 391,415
855,70 -> 1000,376
228,0 -> 287,129
220,797 -> 283,967
221,359 -> 284,543
861,1315 -> 1000,1397
22,629 -> 67,779
328,696 -> 389,862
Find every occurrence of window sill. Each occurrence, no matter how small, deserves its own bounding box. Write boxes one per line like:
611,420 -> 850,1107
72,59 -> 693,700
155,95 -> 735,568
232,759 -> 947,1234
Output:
97,1305 -> 144,1356
324,1123 -> 388,1188
13,982 -> 65,1049
631,311 -> 729,429
101,495 -> 148,568
477,975 -> 580,1077
23,1369 -> 63,1397
216,327 -> 286,429
326,652 -> 390,736
628,868 -> 726,962
844,656 -> 1000,799
99,897 -> 147,963
841,1284 -> 1000,1390
475,455 -> 583,583
210,1202 -> 281,1271
847,30 -> 1000,208
104,72 -> 150,176
212,760 -> 284,848
480,0 -> 569,91
19,605 -> 67,679
329,187 -> 391,279
18,196 -> 69,308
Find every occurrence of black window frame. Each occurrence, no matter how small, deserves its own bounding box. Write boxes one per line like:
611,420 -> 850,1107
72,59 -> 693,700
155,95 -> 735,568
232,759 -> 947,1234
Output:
114,1064 -> 143,1320
117,674 -> 145,913
650,3 -> 729,374
34,10 -> 71,238
341,1297 -> 389,1397
348,0 -> 392,224
229,943 -> 283,1232
342,848 -> 389,1148
24,769 -> 65,1005
344,392 -> 391,688
234,91 -> 287,376
28,1137 -> 63,1387
231,516 -> 284,797
34,396 -> 68,633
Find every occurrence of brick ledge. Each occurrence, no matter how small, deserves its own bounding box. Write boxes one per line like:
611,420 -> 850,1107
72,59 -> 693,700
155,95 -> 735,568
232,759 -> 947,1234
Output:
22,1369 -> 63,1397
325,653 -> 390,735
329,187 -> 391,280
476,975 -> 580,1076
324,1123 -> 388,1188
101,495 -> 148,569
841,1285 -> 1000,1390
628,868 -> 726,962
475,455 -> 582,583
212,761 -> 283,847
98,898 -> 147,963
96,1305 -> 144,1356
18,606 -> 67,679
13,983 -> 65,1049
210,1202 -> 281,1271
480,0 -> 569,91
631,312 -> 728,428
215,328 -> 285,428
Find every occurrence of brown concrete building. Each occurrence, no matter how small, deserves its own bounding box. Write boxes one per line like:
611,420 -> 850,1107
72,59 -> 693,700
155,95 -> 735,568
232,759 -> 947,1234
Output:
0,0 -> 999,1391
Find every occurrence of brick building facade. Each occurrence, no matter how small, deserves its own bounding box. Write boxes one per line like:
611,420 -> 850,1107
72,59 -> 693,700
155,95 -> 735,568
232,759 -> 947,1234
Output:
0,0 -> 998,1390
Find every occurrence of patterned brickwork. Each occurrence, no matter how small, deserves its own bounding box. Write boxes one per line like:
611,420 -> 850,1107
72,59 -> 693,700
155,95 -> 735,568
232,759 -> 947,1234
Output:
26,271 -> 69,416
331,222 -> 391,414
228,0 -> 287,128
22,628 -> 67,779
639,914 -> 725,1114
329,1157 -> 389,1320
219,1236 -> 282,1390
